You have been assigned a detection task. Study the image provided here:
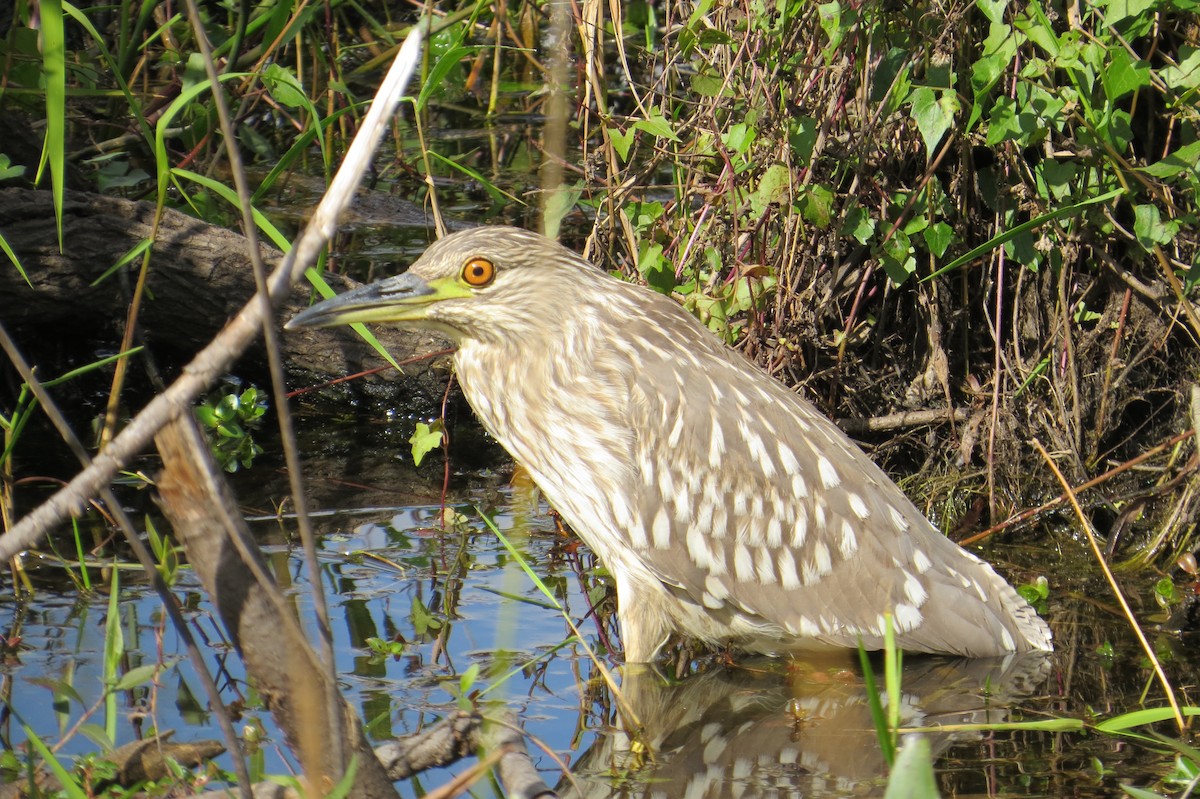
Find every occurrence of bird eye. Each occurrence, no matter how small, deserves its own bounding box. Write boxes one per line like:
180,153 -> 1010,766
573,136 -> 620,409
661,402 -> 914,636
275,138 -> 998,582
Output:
461,257 -> 496,287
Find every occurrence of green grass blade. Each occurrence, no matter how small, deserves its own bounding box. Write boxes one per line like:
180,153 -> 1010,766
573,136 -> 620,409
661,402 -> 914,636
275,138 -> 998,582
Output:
103,566 -> 122,745
23,724 -> 90,799
924,187 -> 1125,280
170,168 -> 290,250
903,718 -> 1085,733
1096,706 -> 1200,733
36,0 -> 66,249
0,232 -> 32,287
479,510 -> 563,611
426,150 -> 524,204
153,74 -> 249,198
858,640 -> 896,767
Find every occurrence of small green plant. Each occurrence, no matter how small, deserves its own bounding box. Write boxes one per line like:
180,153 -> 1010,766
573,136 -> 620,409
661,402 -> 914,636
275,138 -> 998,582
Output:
858,613 -> 902,767
1153,578 -> 1181,611
1017,576 -> 1051,614
444,662 -> 482,711
364,636 -> 407,665
409,420 -> 446,466
194,384 -> 268,472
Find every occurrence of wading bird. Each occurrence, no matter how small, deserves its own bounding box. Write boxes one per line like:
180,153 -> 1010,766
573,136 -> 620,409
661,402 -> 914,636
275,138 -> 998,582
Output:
287,227 -> 1052,661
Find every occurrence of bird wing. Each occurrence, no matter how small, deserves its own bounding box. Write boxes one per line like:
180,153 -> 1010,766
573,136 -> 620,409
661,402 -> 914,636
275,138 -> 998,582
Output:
620,332 -> 1041,657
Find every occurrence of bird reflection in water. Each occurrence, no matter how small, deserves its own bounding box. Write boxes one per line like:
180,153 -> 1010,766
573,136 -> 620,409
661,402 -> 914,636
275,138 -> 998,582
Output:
565,652 -> 1050,797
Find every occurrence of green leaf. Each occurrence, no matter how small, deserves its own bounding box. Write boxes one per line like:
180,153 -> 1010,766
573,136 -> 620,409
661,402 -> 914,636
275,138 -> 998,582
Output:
1139,140 -> 1200,178
1159,45 -> 1200,91
817,2 -> 844,54
842,206 -> 876,244
195,405 -> 219,428
927,188 -> 1125,280
1095,706 -> 1200,732
967,24 -> 1020,131
985,95 -> 1023,146
690,73 -> 726,97
976,0 -> 1008,23
111,663 -> 159,692
1101,47 -> 1151,102
884,736 -> 938,798
800,184 -> 834,227
23,726 -> 90,799
609,127 -> 635,161
415,45 -> 480,111
633,112 -> 680,142
0,153 -> 27,181
409,420 -> 445,467
459,663 -> 481,694
750,163 -> 792,216
1134,204 -> 1180,249
788,114 -> 818,165
922,222 -> 954,258
880,229 -> 916,285
262,63 -> 307,108
410,596 -> 442,635
721,123 -> 756,157
909,87 -> 958,159
638,241 -> 674,293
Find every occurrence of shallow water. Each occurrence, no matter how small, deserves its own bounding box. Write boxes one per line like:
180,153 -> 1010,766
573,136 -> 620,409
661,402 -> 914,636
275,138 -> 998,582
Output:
3,414 -> 1197,797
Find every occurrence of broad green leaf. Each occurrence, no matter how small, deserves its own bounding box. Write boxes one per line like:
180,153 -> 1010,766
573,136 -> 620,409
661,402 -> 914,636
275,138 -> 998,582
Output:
788,114 -> 818,165
750,163 -> 792,217
1102,0 -> 1160,24
884,736 -> 938,798
1139,140 -> 1200,178
976,0 -> 1009,23
1134,203 -> 1180,249
409,420 -> 445,466
1101,47 -> 1151,101
634,113 -> 679,142
111,663 -> 159,692
262,63 -> 307,108
1159,46 -> 1200,91
639,242 -> 674,293
609,127 -> 635,161
923,222 -> 954,258
880,229 -> 916,285
909,87 -> 959,159
842,206 -> 876,244
690,73 -> 726,97
800,184 -> 834,227
817,2 -> 844,54
722,123 -> 756,157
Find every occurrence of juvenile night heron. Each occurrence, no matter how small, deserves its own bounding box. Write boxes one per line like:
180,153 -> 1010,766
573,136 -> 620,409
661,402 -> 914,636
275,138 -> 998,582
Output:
287,226 -> 1052,660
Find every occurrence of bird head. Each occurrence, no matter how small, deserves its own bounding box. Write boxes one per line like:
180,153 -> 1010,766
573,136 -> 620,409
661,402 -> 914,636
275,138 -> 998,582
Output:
285,227 -> 604,343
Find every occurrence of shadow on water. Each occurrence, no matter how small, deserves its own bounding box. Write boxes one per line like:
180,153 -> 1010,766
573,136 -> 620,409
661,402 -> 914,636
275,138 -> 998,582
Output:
5,410 -> 1199,796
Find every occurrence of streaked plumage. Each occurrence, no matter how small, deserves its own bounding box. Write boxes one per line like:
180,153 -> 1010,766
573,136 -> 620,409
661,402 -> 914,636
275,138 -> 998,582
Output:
287,226 -> 1052,661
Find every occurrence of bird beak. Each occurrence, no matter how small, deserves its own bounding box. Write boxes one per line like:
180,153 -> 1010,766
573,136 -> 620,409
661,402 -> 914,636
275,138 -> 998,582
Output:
285,272 -> 471,330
